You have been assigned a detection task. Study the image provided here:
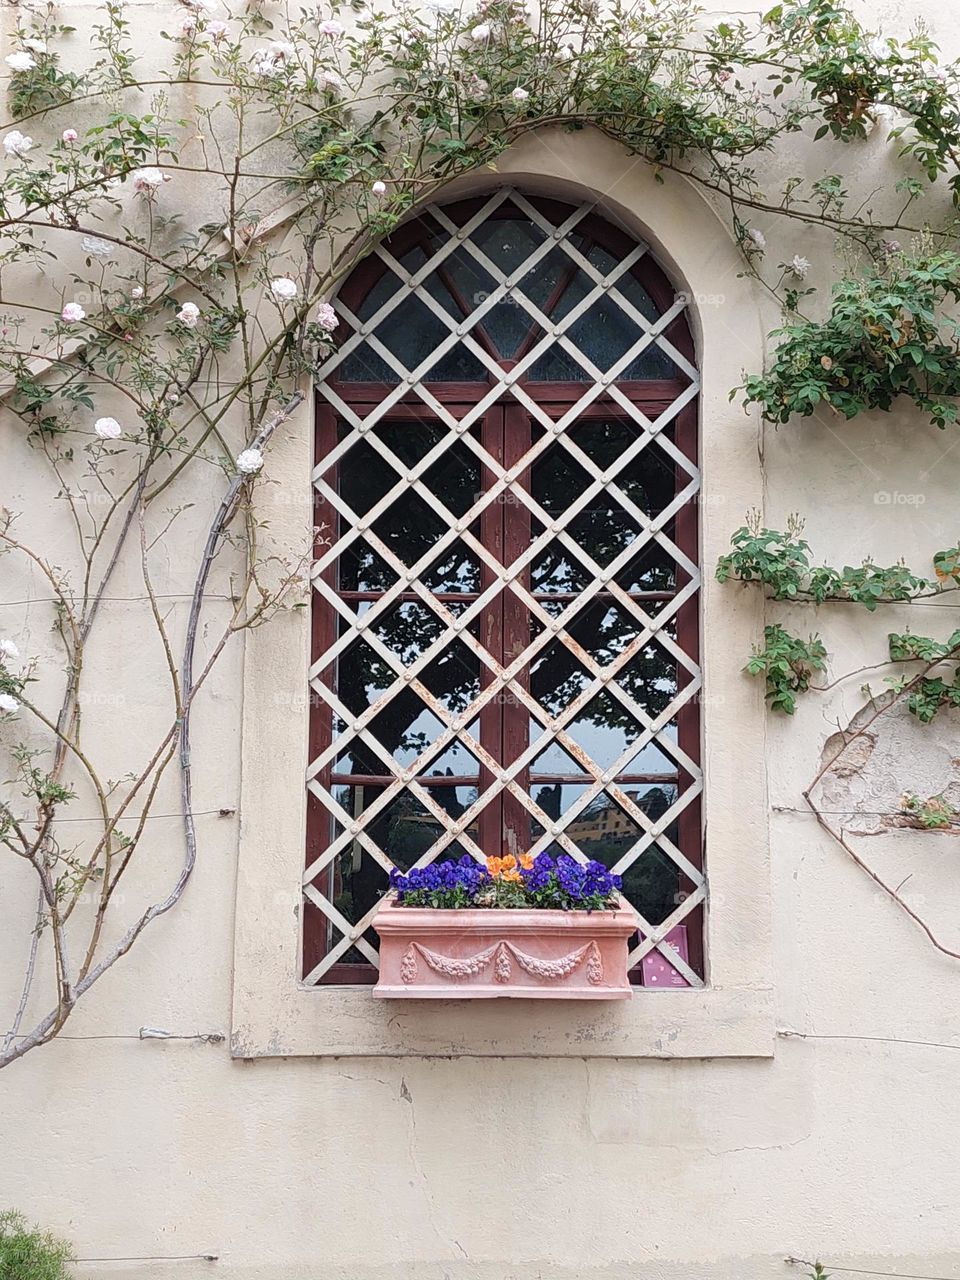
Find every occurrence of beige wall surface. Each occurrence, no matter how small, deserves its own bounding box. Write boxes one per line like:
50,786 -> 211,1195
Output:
2,1 -> 960,1277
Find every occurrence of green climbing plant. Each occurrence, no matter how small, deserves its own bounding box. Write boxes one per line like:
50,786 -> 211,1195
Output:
746,624 -> 828,714
740,250 -> 960,428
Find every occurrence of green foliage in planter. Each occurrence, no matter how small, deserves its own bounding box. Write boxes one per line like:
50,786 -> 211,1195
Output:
740,251 -> 960,428
0,1210 -> 73,1280
745,624 -> 827,713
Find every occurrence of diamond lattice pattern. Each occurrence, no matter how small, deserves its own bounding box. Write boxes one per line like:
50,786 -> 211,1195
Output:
306,190 -> 704,986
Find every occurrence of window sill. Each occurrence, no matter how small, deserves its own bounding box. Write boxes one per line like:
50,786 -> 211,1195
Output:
230,983 -> 775,1059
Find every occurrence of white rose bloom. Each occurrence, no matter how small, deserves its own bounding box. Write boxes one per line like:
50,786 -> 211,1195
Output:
868,35 -> 888,60
5,51 -> 37,72
131,167 -> 167,194
315,302 -> 339,332
269,40 -> 296,58
94,416 -> 123,439
61,302 -> 86,323
178,14 -> 198,35
747,227 -> 766,251
131,286 -> 145,299
0,693 -> 19,714
24,38 -> 47,53
236,448 -> 264,475
253,49 -> 289,77
270,277 -> 298,301
371,180 -> 387,195
62,128 -> 79,143
471,23 -> 491,41
790,255 -> 811,279
0,639 -> 19,661
207,20 -> 228,38
3,130 -> 34,157
319,19 -> 344,35
321,69 -> 345,93
511,86 -> 529,101
177,301 -> 201,327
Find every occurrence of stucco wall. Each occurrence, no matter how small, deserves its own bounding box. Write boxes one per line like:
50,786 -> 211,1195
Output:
3,1 -> 960,1277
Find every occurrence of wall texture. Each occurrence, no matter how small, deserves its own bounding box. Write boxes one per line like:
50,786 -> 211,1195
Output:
2,2 -> 960,1278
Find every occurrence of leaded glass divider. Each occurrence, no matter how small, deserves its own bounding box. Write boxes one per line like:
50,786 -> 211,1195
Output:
305,189 -> 704,987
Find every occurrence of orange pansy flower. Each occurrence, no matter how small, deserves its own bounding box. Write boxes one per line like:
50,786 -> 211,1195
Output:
501,868 -> 521,883
500,854 -> 517,872
486,856 -> 503,876
519,853 -> 534,870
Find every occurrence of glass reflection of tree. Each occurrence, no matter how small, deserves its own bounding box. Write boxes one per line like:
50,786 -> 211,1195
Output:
531,785 -> 681,926
330,424 -> 484,939
329,418 -> 685,934
336,423 -> 482,777
530,422 -> 680,731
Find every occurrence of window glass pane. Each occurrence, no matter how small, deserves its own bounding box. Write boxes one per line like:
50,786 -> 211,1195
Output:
337,244 -> 487,381
314,785 -> 482,964
522,783 -> 683,926
470,215 -> 548,277
529,293 -> 680,379
528,246 -> 677,380
336,421 -> 482,586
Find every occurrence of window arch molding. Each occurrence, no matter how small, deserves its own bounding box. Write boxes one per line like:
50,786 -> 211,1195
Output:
231,142 -> 773,1060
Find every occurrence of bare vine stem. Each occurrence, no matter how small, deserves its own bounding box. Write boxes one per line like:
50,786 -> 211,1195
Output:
802,646 -> 960,961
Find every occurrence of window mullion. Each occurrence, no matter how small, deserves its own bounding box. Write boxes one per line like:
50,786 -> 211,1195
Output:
478,404 -> 505,857
500,398 -> 533,858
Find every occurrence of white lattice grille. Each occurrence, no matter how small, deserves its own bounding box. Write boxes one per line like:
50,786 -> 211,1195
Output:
306,189 -> 704,986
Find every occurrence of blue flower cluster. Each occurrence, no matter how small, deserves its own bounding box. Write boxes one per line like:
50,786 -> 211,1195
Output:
388,852 -> 621,911
389,856 -> 488,904
525,854 -> 622,907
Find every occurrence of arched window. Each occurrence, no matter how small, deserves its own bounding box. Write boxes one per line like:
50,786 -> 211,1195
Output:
305,188 -> 703,986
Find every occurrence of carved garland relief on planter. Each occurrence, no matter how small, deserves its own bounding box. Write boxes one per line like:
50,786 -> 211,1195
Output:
401,939 -> 604,985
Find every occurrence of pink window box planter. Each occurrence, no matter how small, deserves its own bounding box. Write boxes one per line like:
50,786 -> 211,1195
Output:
372,899 -> 636,1000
